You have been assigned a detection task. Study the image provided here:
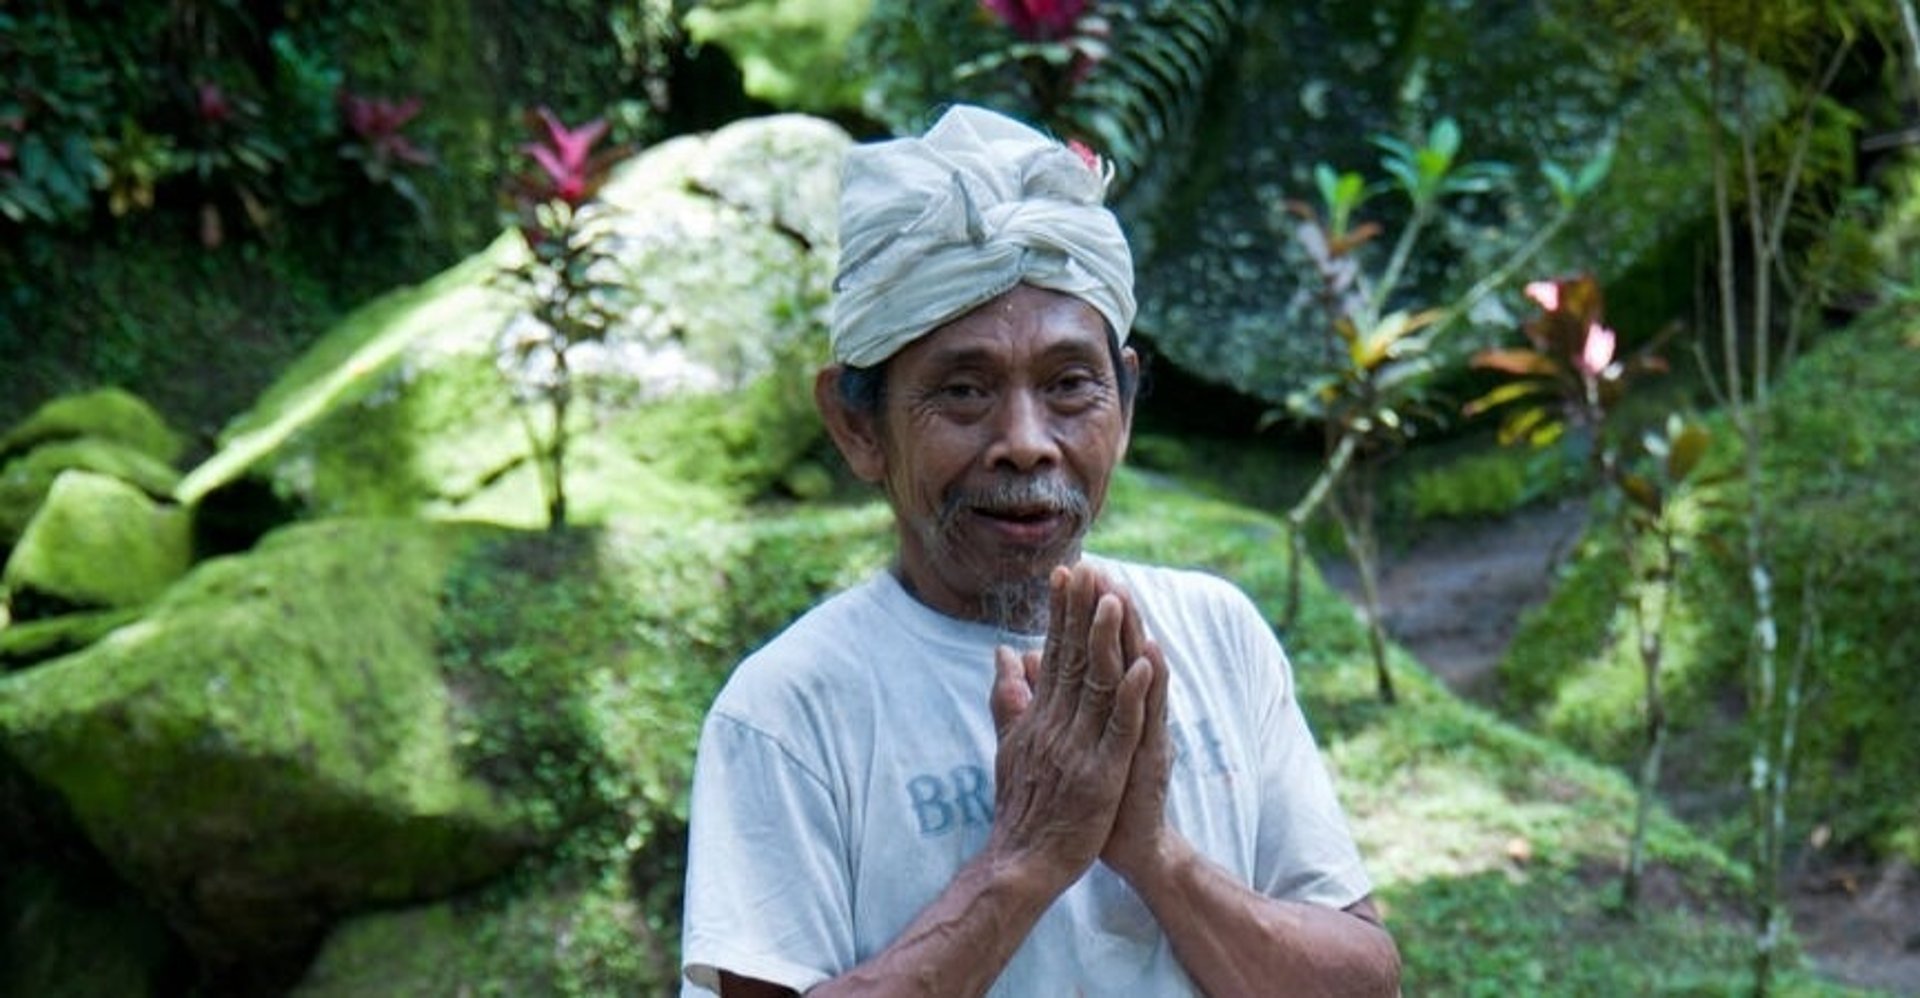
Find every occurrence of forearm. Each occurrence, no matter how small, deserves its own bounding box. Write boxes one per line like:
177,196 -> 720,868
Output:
809,850 -> 1060,998
1125,834 -> 1401,998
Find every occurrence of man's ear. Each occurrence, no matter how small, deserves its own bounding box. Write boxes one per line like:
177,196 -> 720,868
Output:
815,365 -> 888,484
1116,346 -> 1140,462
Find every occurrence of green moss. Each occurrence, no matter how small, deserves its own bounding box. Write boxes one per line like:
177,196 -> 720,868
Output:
0,518 -> 527,961
684,0 -> 874,113
3,471 -> 192,618
1500,525 -> 1628,710
296,855 -> 672,997
0,607 -> 142,672
177,242 -> 519,507
0,388 -> 185,466
1386,868 -> 1853,997
0,438 -> 182,549
1395,445 -> 1576,522
1504,307 -> 1920,861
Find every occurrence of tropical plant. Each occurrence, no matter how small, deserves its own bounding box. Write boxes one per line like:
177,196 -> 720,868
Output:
1275,118 -> 1606,705
93,117 -> 180,217
0,9 -> 110,228
181,79 -> 286,247
961,0 -> 1111,124
1466,274 -> 1713,910
493,106 -> 631,531
1594,0 -> 1892,987
337,91 -> 434,219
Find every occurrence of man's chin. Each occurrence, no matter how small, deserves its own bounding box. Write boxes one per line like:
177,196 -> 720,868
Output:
980,575 -> 1053,635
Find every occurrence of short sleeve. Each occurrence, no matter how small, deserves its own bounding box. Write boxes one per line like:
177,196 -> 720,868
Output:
680,711 -> 855,996
1236,603 -> 1372,909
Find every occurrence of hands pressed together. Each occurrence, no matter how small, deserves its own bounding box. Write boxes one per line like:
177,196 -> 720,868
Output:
987,561 -> 1173,891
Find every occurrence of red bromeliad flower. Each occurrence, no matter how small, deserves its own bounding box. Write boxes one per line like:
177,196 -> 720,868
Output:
340,92 -> 432,168
524,107 -> 611,206
196,81 -> 233,125
1067,138 -> 1099,172
981,0 -> 1088,42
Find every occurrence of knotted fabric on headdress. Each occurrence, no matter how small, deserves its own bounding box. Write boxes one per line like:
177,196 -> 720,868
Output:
830,104 -> 1136,368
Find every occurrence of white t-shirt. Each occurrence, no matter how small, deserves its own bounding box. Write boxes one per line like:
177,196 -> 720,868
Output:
680,556 -> 1371,996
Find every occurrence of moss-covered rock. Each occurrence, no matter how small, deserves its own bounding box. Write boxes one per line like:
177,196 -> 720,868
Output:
294,860 -> 675,997
0,431 -> 184,552
0,518 -> 530,971
178,114 -> 847,528
0,607 -> 143,673
3,471 -> 192,621
0,387 -> 186,467
1129,1 -> 1735,406
683,0 -> 873,114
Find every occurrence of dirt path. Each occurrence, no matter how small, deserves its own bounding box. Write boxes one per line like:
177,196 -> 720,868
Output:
1314,501 -> 1585,701
1316,504 -> 1920,995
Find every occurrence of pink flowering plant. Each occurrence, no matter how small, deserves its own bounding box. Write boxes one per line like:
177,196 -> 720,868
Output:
1466,273 -> 1726,911
960,0 -> 1111,123
1273,119 -> 1611,704
337,91 -> 433,217
493,105 -> 632,530
1464,273 -> 1669,461
182,79 -> 285,246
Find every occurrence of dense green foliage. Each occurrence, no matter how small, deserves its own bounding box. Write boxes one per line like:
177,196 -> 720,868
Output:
1503,309 -> 1920,862
6,0 -> 1917,992
1,0 -> 683,434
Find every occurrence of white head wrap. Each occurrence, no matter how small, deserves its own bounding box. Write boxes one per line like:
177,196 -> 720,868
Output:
830,104 -> 1136,368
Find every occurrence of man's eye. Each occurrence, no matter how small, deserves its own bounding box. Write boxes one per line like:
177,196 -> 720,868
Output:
1052,371 -> 1102,396
938,383 -> 986,400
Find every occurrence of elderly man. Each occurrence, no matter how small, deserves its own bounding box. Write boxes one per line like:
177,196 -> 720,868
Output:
680,105 -> 1399,997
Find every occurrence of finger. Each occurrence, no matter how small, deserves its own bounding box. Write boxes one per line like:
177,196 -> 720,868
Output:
1032,565 -> 1071,708
1022,648 -> 1042,689
1103,646 -> 1155,750
1072,592 -> 1127,734
1116,583 -> 1148,668
990,644 -> 1033,737
1048,564 -> 1099,695
1139,640 -> 1170,755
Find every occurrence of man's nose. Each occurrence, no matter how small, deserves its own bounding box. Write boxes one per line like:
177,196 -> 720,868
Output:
986,390 -> 1060,471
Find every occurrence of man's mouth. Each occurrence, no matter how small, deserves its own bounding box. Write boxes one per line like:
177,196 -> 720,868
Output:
970,505 -> 1066,545
937,476 -> 1092,549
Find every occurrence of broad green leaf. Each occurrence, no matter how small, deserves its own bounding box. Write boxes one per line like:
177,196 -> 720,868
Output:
1575,141 -> 1615,196
1498,406 -> 1553,447
1542,161 -> 1574,207
1525,419 -> 1566,449
1619,473 -> 1662,513
1463,380 -> 1551,417
1429,118 -> 1461,161
1668,423 -> 1712,481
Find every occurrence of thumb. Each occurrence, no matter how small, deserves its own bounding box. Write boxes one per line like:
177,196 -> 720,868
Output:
991,644 -> 1033,736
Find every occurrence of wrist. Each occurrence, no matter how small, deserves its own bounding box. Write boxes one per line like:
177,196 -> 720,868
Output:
982,836 -> 1088,908
1109,829 -> 1195,897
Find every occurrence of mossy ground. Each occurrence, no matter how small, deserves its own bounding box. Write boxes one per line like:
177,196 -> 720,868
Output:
1499,307 -> 1920,865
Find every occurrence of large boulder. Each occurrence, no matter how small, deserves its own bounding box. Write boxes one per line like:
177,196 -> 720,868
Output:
0,387 -> 186,467
177,114 -> 848,530
0,519 -> 530,974
853,0 -> 1731,411
1129,1 -> 1727,407
0,415 -> 183,552
3,470 -> 192,622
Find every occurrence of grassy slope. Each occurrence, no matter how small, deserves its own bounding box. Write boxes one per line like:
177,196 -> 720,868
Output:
1090,470 -> 1868,996
1500,307 -> 1920,865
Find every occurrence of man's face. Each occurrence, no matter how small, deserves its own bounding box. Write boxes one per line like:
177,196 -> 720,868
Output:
853,284 -> 1134,627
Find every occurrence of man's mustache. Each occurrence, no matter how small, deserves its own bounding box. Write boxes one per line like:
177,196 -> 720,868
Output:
937,476 -> 1092,535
